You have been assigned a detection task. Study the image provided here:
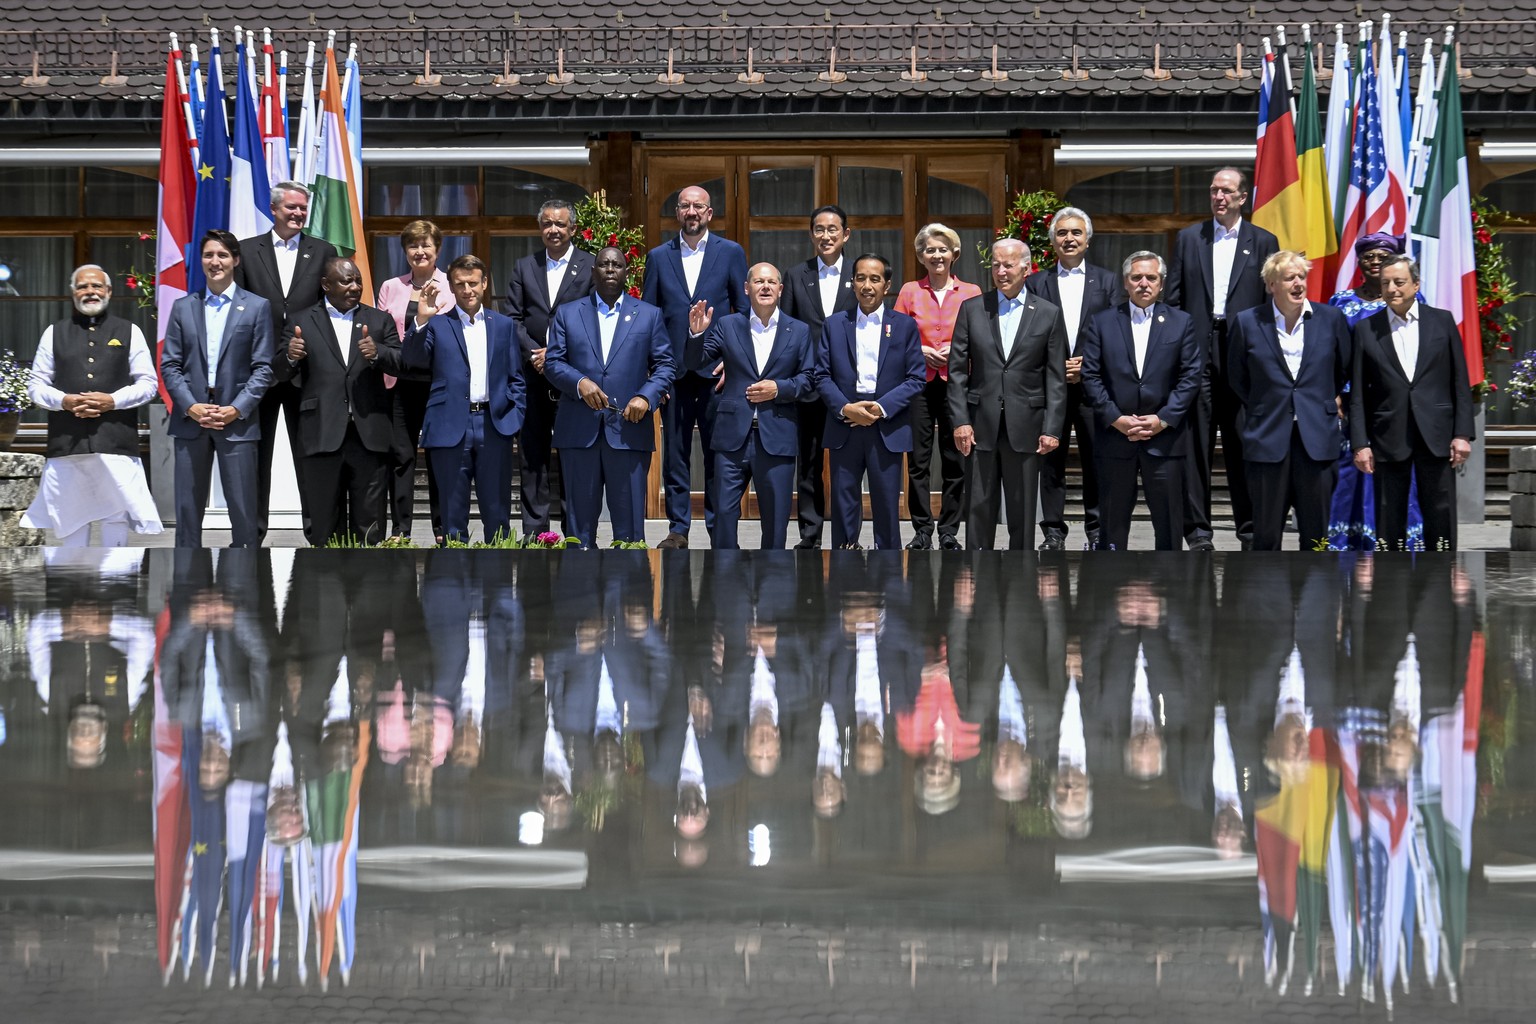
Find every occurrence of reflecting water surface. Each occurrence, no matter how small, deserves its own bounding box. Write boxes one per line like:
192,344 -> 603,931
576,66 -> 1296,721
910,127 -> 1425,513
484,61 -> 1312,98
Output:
0,549 -> 1531,1022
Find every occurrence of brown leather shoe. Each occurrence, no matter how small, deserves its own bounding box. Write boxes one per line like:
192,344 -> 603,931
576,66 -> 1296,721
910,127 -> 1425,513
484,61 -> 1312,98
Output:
657,532 -> 689,550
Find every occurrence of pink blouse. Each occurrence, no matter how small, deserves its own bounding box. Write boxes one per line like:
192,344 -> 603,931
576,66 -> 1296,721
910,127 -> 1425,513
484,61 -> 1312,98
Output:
894,276 -> 983,381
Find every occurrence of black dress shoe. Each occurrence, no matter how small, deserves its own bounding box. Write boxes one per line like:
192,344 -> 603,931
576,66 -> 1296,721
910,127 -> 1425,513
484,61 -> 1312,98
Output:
906,534 -> 933,550
1038,535 -> 1066,552
1085,530 -> 1100,550
939,535 -> 962,551
794,538 -> 821,550
1188,537 -> 1215,552
657,532 -> 689,550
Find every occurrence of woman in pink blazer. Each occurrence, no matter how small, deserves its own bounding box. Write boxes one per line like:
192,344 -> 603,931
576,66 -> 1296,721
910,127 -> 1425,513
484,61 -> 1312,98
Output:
375,220 -> 455,540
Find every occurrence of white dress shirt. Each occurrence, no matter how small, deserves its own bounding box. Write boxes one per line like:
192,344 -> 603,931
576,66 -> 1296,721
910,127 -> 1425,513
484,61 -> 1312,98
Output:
545,248 -> 571,304
817,256 -> 843,317
597,295 -> 622,363
817,702 -> 843,776
749,309 -> 778,375
325,300 -> 354,366
854,307 -> 883,394
997,291 -> 1025,358
272,231 -> 301,297
680,230 -> 709,296
1130,302 -> 1155,376
1389,302 -> 1420,382
853,624 -> 884,736
1057,264 -> 1087,353
1211,218 -> 1242,317
594,655 -> 622,736
1274,301 -> 1310,380
997,665 -> 1028,748
749,647 -> 779,726
28,322 -> 158,412
460,307 -> 489,403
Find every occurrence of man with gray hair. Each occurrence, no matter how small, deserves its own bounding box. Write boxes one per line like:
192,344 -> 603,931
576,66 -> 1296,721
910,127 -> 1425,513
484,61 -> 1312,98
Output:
1026,206 -> 1125,550
235,180 -> 340,540
20,264 -> 162,545
1079,251 -> 1201,550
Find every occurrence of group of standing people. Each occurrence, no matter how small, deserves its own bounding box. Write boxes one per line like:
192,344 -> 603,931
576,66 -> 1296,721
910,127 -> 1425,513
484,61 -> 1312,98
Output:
22,170 -> 1476,551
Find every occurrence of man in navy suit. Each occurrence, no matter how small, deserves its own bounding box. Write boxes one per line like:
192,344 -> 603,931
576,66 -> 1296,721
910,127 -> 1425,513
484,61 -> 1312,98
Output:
641,184 -> 750,548
1350,255 -> 1476,551
506,199 -> 595,537
402,254 -> 525,544
950,237 -> 1068,550
159,230 -> 276,548
1166,168 -> 1279,550
1025,207 -> 1125,550
545,247 -> 676,548
1227,252 -> 1352,551
815,254 -> 926,549
685,263 -> 816,549
1080,251 -> 1203,551
780,204 -> 857,548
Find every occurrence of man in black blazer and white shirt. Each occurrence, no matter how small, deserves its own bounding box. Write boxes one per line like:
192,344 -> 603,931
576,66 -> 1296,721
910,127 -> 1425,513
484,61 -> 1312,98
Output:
1025,206 -> 1125,551
235,181 -> 339,540
506,199 -> 595,537
1166,167 -> 1279,550
1349,255 -> 1475,551
780,204 -> 857,548
276,257 -> 403,547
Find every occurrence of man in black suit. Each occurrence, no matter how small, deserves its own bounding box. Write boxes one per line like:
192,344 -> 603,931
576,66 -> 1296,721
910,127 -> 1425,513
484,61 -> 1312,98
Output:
1079,251 -> 1203,551
948,237 -> 1068,549
1025,206 -> 1125,551
1166,167 -> 1279,550
1227,252 -> 1352,551
276,257 -> 404,546
1350,255 -> 1476,551
234,181 -> 340,540
780,204 -> 857,548
506,198 -> 595,538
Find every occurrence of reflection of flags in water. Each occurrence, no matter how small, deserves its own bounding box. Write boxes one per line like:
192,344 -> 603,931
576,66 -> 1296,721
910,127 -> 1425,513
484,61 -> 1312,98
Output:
306,719 -> 370,988
254,720 -> 295,988
182,726 -> 226,986
152,609 -> 190,981
1364,785 -> 1411,1007
1418,632 -> 1483,999
1254,726 -> 1333,993
224,778 -> 268,986
1324,725 -> 1363,994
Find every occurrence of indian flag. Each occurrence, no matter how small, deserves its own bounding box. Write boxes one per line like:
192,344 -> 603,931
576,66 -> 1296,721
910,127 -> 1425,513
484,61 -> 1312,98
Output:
1411,30 -> 1482,388
304,35 -> 372,303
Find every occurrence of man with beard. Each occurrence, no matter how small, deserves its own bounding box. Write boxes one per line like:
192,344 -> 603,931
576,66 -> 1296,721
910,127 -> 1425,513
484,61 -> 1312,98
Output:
21,264 -> 162,544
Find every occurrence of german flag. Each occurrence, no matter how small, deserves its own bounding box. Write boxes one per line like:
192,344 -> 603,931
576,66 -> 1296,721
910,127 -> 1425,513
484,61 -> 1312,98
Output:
1252,41 -> 1306,253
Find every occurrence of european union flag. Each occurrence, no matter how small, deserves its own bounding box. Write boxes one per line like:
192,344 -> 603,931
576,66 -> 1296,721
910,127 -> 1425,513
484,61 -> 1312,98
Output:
189,45 -> 231,296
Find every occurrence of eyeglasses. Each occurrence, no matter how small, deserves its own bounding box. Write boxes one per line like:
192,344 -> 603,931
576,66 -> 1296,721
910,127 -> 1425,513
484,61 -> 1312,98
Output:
676,201 -> 710,212
1358,250 -> 1394,263
1209,186 -> 1243,197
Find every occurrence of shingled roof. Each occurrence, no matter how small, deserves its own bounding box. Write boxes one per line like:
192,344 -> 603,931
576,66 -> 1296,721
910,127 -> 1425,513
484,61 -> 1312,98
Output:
4,3 -> 1534,131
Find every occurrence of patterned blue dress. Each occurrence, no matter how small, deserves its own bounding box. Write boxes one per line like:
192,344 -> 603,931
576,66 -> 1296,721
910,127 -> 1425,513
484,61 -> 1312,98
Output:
1327,289 -> 1424,549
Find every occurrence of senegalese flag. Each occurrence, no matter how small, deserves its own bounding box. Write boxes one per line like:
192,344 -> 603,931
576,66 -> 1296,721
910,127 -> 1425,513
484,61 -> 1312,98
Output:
1296,36 -> 1340,299
1255,725 -> 1335,995
1252,40 -> 1305,253
306,37 -> 373,303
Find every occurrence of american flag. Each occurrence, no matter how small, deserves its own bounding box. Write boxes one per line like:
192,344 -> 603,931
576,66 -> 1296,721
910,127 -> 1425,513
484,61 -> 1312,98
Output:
1334,34 -> 1408,294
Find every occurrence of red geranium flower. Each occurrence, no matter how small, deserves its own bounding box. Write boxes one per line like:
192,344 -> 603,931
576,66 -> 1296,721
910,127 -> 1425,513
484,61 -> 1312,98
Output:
124,275 -> 139,291
582,228 -> 594,240
628,285 -> 642,298
608,233 -> 619,246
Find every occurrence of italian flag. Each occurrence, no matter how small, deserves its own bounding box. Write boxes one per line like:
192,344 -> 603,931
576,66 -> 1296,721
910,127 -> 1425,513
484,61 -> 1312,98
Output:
304,37 -> 373,303
1411,31 -> 1482,387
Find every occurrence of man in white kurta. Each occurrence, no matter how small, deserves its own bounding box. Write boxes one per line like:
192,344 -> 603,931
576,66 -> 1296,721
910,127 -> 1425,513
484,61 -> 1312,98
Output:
22,264 -> 162,545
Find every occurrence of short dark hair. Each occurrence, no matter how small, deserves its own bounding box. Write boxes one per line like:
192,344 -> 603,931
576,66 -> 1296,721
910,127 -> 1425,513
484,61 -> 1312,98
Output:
447,254 -> 488,279
201,229 -> 241,260
1213,166 -> 1251,194
321,255 -> 358,279
852,253 -> 891,281
400,219 -> 442,248
1380,254 -> 1421,284
539,199 -> 575,221
811,204 -> 850,231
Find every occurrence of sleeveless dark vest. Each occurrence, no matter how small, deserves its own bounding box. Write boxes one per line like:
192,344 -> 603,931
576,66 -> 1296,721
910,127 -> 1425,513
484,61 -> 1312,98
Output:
46,312 -> 140,458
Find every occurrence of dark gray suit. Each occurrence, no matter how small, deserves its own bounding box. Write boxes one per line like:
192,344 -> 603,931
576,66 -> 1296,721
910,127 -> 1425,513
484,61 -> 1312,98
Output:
159,285 -> 275,547
947,289 -> 1068,549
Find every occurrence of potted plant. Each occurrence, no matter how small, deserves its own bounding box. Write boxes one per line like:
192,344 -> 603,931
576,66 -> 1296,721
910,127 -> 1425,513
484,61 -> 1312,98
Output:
0,351 -> 32,450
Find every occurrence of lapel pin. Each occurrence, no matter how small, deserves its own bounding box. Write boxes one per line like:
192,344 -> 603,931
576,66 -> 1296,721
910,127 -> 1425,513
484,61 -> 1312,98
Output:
884,324 -> 891,338
236,305 -> 245,312
1157,315 -> 1165,323
623,315 -> 632,322
1242,249 -> 1251,256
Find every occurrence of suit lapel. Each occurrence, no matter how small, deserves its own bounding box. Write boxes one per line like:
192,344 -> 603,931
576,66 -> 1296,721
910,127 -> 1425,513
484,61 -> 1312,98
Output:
1119,306 -> 1140,379
1410,312 -> 1434,382
1226,223 -> 1256,306
218,289 -> 250,377
604,300 -> 636,367
1260,309 -> 1293,381
448,311 -> 468,363
534,254 -> 554,306
254,238 -> 281,298
1199,221 -> 1217,306
1374,314 -> 1413,383
1004,297 -> 1036,366
552,253 -> 584,306
762,316 -> 793,377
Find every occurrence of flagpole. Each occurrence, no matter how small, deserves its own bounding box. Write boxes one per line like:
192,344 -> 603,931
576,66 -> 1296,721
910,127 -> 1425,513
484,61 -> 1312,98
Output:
209,28 -> 227,135
171,34 -> 199,169
1275,25 -> 1297,118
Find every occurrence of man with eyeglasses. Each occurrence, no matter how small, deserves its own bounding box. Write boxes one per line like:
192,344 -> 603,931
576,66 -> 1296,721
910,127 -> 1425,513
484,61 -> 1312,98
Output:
641,185 -> 750,549
782,205 -> 858,548
1166,167 -> 1278,550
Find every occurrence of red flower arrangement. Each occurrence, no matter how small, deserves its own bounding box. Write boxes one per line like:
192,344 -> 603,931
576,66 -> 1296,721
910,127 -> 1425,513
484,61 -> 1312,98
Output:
979,189 -> 1063,271
1471,195 -> 1532,401
572,190 -> 646,297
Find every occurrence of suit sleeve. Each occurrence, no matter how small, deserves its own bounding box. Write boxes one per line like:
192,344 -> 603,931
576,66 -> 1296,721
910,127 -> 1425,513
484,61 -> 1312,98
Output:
401,315 -> 435,373
1078,313 -> 1120,426
640,255 -> 659,307
946,304 -> 973,427
274,317 -> 304,384
1043,311 -> 1068,439
1332,310 -> 1352,399
159,302 -> 196,416
1446,311 -> 1476,442
815,322 -> 853,413
1349,322 -> 1370,451
684,319 -> 725,374
503,323 -> 526,427
775,323 -> 814,403
543,309 -> 581,399
728,245 -> 750,315
369,311 -> 403,375
506,264 -> 539,358
234,302 -> 276,419
1165,235 -> 1185,310
639,311 -> 676,410
1225,313 -> 1251,406
1161,314 -> 1202,429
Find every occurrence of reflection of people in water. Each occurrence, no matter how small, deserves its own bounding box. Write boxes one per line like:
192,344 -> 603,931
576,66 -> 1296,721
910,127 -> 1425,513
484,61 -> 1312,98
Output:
812,702 -> 844,818
1051,642 -> 1092,839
